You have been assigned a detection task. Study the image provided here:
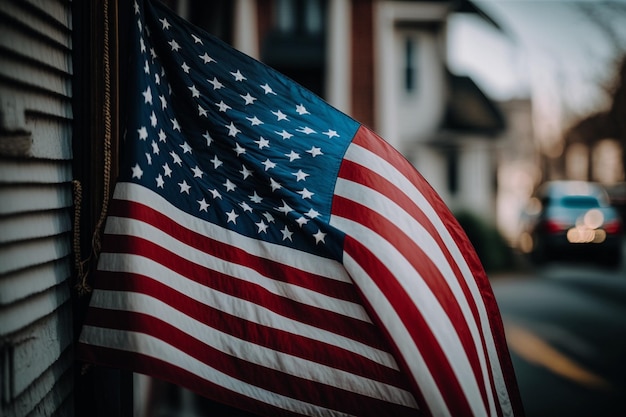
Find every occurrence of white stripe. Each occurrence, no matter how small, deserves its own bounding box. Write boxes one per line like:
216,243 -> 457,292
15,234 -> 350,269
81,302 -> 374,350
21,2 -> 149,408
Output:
334,177 -> 497,414
342,253 -> 444,416
113,182 -> 352,283
97,252 -> 398,369
103,216 -> 369,322
85,290 -> 416,407
331,216 -> 487,416
343,143 -> 511,414
80,325 -> 355,417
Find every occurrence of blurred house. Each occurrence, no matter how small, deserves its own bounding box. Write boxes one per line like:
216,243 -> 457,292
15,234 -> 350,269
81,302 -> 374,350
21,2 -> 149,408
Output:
211,0 -> 506,220
0,1 -> 507,417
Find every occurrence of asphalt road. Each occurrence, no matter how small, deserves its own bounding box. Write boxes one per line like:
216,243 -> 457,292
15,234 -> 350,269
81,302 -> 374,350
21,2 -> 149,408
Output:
491,242 -> 626,417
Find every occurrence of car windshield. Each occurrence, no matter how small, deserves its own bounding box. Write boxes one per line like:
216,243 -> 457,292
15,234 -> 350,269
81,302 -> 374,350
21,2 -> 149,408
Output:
559,196 -> 601,208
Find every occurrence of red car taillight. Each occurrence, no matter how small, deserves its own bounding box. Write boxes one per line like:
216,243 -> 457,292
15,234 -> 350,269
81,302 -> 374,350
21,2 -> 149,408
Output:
542,219 -> 568,234
603,219 -> 623,234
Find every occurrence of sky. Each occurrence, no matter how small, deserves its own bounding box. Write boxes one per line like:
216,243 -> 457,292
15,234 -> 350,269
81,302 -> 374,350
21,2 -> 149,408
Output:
448,0 -> 626,119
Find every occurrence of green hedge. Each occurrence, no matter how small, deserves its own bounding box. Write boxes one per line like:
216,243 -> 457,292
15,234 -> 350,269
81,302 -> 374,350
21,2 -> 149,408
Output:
454,211 -> 515,273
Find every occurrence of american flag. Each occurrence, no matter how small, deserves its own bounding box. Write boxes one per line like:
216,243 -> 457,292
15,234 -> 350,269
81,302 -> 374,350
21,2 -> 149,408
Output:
77,1 -> 523,416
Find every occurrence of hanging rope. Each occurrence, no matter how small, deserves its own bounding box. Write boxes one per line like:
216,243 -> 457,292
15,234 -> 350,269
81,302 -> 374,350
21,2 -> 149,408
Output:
74,0 -> 113,296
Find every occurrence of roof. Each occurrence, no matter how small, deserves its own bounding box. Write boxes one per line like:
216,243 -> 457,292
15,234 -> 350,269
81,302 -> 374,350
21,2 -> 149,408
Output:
442,72 -> 506,135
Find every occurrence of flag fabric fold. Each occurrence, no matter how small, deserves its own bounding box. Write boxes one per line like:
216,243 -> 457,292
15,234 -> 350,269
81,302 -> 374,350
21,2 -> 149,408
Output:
77,1 -> 523,416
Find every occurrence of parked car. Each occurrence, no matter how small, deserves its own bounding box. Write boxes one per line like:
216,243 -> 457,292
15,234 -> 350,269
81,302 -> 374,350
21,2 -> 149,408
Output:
519,181 -> 623,267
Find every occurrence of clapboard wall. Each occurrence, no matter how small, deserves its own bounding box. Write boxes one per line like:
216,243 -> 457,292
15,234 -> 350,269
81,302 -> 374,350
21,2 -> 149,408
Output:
0,0 -> 75,416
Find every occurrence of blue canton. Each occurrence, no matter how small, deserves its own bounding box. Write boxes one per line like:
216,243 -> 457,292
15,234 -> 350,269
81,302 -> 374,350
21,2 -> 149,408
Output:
123,0 -> 360,258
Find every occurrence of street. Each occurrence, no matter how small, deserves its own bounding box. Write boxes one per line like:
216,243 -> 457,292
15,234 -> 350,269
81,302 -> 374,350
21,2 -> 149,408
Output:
491,240 -> 626,417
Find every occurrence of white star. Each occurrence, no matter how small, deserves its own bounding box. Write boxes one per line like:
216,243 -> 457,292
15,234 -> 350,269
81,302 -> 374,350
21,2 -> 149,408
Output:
211,155 -> 223,169
168,39 -> 180,51
271,110 -> 289,121
159,95 -> 167,110
137,126 -> 148,140
239,201 -> 253,212
189,85 -> 200,97
178,180 -> 191,194
198,198 -> 210,211
151,141 -> 159,154
295,216 -> 309,227
260,83 -> 277,95
292,169 -> 309,181
224,179 -> 236,192
208,77 -> 223,89
323,129 -> 339,139
298,188 -> 314,199
200,53 -> 215,64
156,174 -> 164,188
281,226 -> 293,241
180,141 -> 192,154
216,100 -> 231,112
240,165 -> 253,179
275,130 -> 293,140
160,18 -> 170,29
171,118 -> 181,131
249,191 -> 263,204
170,151 -> 182,166
143,60 -> 150,74
140,38 -> 146,52
209,188 -> 222,199
313,229 -> 327,244
158,129 -> 167,142
285,151 -> 300,161
240,93 -> 257,105
305,208 -> 320,218
296,104 -> 310,115
262,212 -> 275,223
276,200 -> 293,214
134,1 -> 139,14
226,209 -> 238,224
191,166 -> 203,178
142,86 -> 152,104
181,62 -> 190,73
225,122 -> 240,137
231,70 -> 246,81
191,34 -> 203,44
145,153 -> 152,165
203,131 -> 213,146
131,163 -> 143,179
150,111 -> 157,127
262,159 -> 276,171
155,73 -> 160,85
150,48 -> 157,60
162,163 -> 172,177
255,137 -> 270,149
198,105 -> 207,117
307,146 -> 323,157
296,126 -> 316,135
247,116 -> 263,126
269,178 -> 282,191
233,143 -> 246,156
256,220 -> 269,234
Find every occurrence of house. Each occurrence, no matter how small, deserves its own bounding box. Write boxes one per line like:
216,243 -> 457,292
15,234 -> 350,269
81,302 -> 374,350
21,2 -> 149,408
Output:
0,1 -> 505,416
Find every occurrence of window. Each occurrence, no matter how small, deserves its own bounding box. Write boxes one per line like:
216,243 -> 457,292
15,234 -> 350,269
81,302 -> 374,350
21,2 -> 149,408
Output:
404,37 -> 417,92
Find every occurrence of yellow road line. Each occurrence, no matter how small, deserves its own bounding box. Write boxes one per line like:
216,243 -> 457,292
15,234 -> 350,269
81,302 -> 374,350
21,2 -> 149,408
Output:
505,323 -> 611,389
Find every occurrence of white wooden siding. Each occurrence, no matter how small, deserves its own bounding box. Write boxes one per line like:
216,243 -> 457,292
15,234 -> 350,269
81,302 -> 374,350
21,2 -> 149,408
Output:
0,0 -> 74,416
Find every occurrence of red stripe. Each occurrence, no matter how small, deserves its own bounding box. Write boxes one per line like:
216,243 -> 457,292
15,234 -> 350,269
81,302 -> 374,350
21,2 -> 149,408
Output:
342,236 -> 472,417
334,196 -> 487,413
87,269 -> 409,387
80,309 -> 419,417
99,232 -> 387,350
77,343 -> 303,417
336,160 -> 492,408
348,126 -> 521,416
108,199 -> 358,302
